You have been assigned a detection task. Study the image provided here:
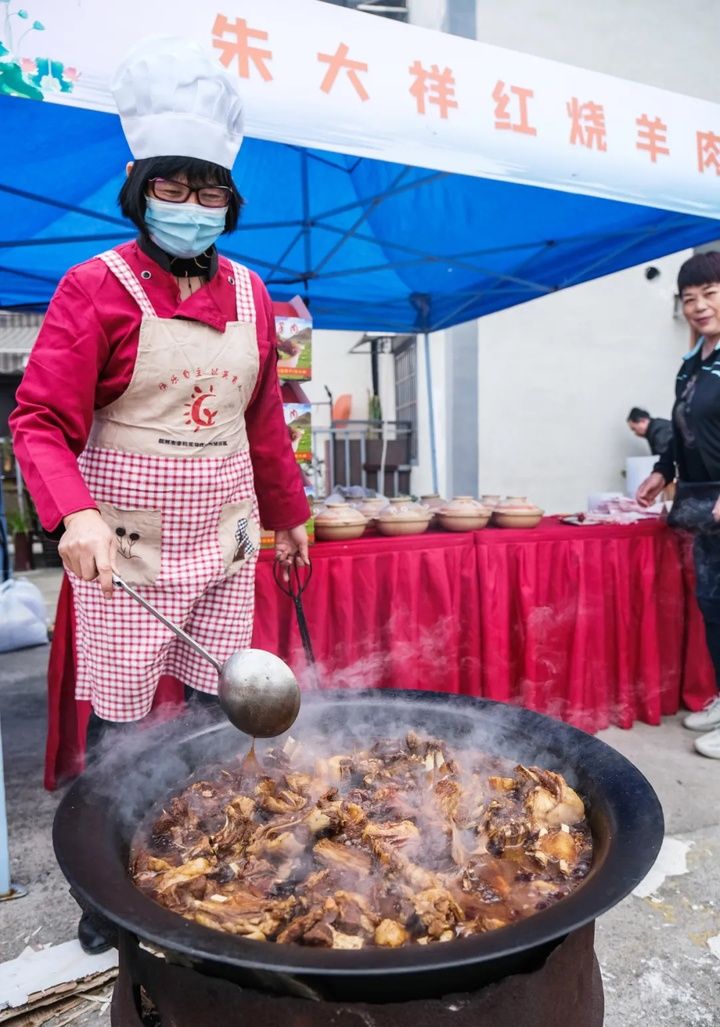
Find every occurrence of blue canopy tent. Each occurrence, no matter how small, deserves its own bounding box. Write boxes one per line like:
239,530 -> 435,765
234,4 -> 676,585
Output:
2,94 -> 720,332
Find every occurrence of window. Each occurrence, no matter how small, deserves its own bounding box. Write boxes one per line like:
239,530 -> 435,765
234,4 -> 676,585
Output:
393,335 -> 417,461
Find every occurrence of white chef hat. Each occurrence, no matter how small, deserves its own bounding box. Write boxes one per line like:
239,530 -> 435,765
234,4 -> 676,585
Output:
111,36 -> 244,170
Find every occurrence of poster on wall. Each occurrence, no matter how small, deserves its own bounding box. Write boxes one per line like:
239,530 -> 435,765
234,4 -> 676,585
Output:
283,403 -> 312,463
276,317 -> 312,382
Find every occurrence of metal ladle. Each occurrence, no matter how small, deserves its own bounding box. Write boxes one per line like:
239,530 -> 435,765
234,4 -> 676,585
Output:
112,575 -> 300,738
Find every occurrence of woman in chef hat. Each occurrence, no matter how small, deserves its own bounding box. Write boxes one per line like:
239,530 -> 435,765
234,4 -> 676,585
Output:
10,38 -> 310,951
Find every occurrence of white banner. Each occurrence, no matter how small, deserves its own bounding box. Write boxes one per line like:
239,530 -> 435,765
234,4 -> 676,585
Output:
3,0 -> 720,218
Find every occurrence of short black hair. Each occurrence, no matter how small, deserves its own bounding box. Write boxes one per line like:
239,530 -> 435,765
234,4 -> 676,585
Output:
627,407 -> 650,422
677,252 -> 720,294
118,156 -> 244,235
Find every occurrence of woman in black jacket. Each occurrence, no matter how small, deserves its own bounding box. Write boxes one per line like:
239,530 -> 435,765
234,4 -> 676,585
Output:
637,252 -> 720,758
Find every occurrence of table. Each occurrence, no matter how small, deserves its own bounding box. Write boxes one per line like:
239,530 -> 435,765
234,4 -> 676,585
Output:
44,518 -> 716,789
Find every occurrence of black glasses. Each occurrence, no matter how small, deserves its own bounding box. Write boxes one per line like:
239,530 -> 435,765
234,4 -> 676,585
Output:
148,178 -> 231,208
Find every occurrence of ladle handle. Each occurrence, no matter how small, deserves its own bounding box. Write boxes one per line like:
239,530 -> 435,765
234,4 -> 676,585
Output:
112,574 -> 223,674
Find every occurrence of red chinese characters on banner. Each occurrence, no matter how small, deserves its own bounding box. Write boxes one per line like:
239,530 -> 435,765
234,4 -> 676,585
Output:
204,24 -> 718,177
567,98 -> 607,151
636,114 -> 670,162
212,14 -> 273,81
493,81 -> 536,136
317,43 -> 369,101
409,61 -> 458,119
697,131 -> 720,175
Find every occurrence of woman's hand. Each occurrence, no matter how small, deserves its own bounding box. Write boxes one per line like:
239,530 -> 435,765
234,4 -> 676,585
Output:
636,472 -> 666,508
274,524 -> 310,578
59,508 -> 117,598
712,496 -> 720,523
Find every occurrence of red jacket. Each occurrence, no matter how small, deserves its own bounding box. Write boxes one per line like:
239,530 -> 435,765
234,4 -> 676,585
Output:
10,241 -> 309,533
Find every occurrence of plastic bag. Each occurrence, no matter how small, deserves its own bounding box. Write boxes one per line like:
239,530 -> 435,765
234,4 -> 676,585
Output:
0,578 -> 48,653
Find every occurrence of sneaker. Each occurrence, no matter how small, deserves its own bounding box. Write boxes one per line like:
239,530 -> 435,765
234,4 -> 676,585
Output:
694,725 -> 720,759
682,696 -> 720,731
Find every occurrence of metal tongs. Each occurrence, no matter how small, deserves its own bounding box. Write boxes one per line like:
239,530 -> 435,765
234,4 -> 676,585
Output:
273,557 -> 315,667
112,574 -> 300,738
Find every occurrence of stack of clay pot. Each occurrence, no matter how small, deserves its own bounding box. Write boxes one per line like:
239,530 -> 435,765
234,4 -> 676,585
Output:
491,496 -> 544,529
436,496 -> 492,532
376,497 -> 432,537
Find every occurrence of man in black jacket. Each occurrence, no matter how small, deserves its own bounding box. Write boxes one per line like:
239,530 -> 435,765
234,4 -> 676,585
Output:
627,407 -> 673,458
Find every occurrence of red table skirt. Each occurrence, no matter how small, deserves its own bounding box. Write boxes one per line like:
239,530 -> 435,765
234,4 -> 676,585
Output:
44,518 -> 716,789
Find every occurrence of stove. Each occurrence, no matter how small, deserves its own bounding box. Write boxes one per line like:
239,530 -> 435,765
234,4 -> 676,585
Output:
111,922 -> 603,1026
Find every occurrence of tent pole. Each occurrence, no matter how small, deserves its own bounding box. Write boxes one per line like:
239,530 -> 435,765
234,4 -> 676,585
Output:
423,331 -> 439,494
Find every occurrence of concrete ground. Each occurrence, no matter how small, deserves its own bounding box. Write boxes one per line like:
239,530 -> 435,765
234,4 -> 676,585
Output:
0,568 -> 718,1025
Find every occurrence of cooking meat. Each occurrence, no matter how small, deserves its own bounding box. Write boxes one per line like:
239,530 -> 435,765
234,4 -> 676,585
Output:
374,918 -> 409,947
517,765 -> 585,828
131,735 -> 592,948
313,838 -> 373,876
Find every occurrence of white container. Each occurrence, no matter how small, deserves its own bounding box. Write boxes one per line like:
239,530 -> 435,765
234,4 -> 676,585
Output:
625,456 -> 657,500
587,491 -> 624,513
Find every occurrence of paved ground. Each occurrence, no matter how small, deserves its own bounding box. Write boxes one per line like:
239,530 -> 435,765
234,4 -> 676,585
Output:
0,568 -> 718,1025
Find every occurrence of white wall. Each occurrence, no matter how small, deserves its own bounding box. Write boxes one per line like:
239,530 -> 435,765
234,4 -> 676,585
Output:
474,0 -> 720,103
301,330 -> 372,430
476,251 -> 691,512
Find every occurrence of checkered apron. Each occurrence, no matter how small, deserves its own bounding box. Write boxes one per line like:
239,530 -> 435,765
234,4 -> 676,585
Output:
71,251 -> 262,721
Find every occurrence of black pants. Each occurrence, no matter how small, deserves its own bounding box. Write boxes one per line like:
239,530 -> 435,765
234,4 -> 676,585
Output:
693,533 -> 720,691
86,686 -> 218,753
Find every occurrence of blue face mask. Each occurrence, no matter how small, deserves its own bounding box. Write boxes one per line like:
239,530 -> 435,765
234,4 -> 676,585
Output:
144,197 -> 228,259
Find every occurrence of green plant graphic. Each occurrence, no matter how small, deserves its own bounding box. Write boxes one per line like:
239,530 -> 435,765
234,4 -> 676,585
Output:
0,3 -> 78,100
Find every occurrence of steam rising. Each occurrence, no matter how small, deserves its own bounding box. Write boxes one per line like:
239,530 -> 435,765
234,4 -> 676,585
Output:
81,680 -> 602,848
78,570 -> 668,839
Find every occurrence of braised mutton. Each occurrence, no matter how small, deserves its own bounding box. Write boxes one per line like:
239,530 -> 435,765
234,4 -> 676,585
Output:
131,735 -> 592,948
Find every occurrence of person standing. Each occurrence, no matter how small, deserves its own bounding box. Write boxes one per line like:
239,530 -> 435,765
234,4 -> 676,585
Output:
626,407 -> 673,459
637,252 -> 720,759
10,37 -> 310,949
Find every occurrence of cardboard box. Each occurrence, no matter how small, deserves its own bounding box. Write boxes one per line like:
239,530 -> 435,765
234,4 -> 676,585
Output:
274,296 -> 312,382
283,402 -> 312,463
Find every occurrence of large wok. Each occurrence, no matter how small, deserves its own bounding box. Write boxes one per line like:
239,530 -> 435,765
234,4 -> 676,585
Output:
53,691 -> 664,1002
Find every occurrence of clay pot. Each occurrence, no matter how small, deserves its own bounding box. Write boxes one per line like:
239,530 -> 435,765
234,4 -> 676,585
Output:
353,497 -> 388,517
350,497 -> 389,535
418,493 -> 447,527
480,494 -> 502,509
437,496 -> 491,532
492,497 -> 544,529
314,501 -> 367,541
376,497 -> 432,537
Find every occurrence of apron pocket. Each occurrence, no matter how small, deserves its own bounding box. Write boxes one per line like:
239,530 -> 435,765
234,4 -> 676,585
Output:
98,502 -> 162,587
219,500 -> 260,576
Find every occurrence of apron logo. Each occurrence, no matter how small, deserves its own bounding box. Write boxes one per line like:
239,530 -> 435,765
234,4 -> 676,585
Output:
185,384 -> 219,431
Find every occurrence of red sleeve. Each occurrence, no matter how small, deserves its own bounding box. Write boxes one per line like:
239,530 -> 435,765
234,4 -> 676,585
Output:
245,279 -> 310,531
9,271 -> 109,532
